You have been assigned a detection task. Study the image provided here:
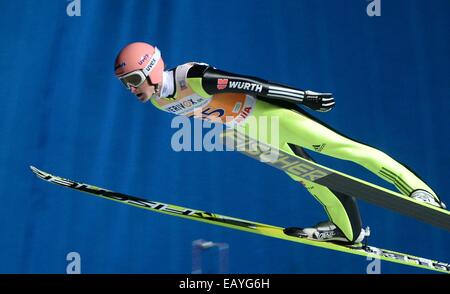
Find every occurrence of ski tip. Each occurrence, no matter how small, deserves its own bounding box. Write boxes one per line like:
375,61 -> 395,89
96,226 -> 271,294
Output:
29,166 -> 48,179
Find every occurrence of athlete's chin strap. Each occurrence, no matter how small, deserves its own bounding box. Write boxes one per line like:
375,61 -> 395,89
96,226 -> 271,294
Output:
158,71 -> 174,98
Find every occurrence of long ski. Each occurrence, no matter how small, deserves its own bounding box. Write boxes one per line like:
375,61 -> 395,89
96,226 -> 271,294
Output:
220,129 -> 450,231
30,166 -> 449,273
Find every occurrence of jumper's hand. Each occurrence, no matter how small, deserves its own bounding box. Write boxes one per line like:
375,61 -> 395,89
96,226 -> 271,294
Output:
302,90 -> 335,112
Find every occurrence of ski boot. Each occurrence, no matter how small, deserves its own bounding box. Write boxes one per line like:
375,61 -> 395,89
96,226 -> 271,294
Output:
284,221 -> 369,246
410,189 -> 446,209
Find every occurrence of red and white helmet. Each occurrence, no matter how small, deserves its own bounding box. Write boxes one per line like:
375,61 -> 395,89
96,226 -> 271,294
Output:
114,42 -> 164,88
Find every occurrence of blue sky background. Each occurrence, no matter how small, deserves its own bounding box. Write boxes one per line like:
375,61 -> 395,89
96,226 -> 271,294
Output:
0,0 -> 449,273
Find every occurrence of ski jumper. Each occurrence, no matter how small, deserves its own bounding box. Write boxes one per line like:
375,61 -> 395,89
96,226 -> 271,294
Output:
151,62 -> 439,242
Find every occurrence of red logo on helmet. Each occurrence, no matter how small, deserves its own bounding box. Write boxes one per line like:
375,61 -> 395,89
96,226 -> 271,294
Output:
217,79 -> 228,90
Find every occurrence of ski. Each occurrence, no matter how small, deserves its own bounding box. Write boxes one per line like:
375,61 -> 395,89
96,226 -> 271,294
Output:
220,129 -> 450,231
30,166 -> 449,273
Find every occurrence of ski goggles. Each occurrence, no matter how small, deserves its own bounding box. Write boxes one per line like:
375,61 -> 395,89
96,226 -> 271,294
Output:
118,47 -> 161,89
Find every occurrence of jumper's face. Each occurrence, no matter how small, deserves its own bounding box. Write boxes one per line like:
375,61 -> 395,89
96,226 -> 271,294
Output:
128,77 -> 158,103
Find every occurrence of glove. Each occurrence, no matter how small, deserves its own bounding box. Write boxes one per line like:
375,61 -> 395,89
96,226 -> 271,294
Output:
302,90 -> 335,112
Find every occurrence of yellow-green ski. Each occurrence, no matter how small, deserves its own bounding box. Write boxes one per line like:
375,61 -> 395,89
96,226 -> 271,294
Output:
30,166 -> 449,274
221,129 -> 450,231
